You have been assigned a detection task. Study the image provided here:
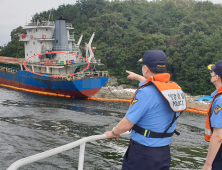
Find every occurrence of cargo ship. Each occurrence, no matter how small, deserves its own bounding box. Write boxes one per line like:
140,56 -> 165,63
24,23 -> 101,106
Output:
0,17 -> 109,98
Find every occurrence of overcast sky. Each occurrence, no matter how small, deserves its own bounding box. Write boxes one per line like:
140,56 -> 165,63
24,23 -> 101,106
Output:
0,0 -> 221,47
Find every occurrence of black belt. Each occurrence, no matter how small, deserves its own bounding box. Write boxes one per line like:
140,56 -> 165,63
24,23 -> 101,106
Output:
131,112 -> 184,138
130,139 -> 169,148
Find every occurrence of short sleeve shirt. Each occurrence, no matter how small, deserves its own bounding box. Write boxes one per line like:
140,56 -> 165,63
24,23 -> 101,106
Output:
125,80 -> 178,147
210,89 -> 222,129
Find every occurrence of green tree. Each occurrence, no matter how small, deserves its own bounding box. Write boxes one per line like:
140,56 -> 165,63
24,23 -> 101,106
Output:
2,0 -> 222,95
0,26 -> 25,58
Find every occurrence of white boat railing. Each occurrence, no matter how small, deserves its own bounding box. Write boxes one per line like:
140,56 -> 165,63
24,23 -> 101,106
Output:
7,132 -> 130,170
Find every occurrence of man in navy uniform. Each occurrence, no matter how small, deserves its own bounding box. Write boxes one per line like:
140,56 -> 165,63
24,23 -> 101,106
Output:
203,60 -> 222,170
105,50 -> 186,170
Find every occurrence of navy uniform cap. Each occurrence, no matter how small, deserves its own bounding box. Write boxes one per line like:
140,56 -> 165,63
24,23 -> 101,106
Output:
207,60 -> 222,78
138,50 -> 167,68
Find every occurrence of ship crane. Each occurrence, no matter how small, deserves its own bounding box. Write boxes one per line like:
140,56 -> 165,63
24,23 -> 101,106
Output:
85,32 -> 95,63
76,34 -> 83,55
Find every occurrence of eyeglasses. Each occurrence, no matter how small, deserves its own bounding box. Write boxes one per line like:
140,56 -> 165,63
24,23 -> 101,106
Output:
211,75 -> 217,78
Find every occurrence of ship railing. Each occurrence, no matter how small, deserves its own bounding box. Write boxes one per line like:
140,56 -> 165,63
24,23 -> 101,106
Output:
75,72 -> 92,78
74,71 -> 109,79
66,23 -> 73,28
7,132 -> 130,170
95,59 -> 101,63
7,68 -> 12,73
26,61 -> 37,64
56,74 -> 87,81
0,66 -> 6,71
24,61 -> 87,67
9,68 -> 17,73
26,21 -> 54,27
74,73 -> 86,79
69,35 -> 74,40
2,67 -> 17,73
52,46 -> 74,51
51,71 -> 108,80
96,71 -> 109,77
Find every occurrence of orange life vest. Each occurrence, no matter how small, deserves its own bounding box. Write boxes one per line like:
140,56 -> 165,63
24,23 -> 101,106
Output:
130,73 -> 187,112
204,86 -> 222,142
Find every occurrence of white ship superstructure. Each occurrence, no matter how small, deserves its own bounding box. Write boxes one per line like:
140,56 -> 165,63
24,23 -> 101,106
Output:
19,17 -> 99,76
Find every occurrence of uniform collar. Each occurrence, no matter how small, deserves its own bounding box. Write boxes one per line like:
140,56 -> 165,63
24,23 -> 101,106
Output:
146,73 -> 170,83
211,89 -> 217,97
211,86 -> 222,97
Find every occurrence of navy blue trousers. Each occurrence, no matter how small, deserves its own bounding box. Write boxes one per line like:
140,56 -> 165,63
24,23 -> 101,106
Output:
212,145 -> 222,170
122,140 -> 171,170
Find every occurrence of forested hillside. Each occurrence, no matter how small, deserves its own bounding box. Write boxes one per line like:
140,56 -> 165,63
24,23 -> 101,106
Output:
1,0 -> 222,95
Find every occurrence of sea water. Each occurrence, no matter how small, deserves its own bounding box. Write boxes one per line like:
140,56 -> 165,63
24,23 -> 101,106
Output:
0,88 -> 208,170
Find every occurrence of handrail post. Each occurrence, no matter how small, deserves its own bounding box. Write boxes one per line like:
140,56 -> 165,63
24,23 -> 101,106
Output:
78,142 -> 86,170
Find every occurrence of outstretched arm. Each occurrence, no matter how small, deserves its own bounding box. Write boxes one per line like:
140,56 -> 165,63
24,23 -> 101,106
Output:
126,70 -> 145,82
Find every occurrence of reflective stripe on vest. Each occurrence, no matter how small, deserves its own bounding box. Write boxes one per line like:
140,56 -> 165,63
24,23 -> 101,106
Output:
204,86 -> 222,142
205,128 -> 211,135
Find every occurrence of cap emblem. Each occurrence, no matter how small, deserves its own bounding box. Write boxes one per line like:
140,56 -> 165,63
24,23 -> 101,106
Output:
139,58 -> 143,62
208,64 -> 214,71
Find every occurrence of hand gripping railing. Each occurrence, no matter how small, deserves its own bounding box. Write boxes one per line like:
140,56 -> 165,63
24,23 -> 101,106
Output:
7,132 -> 130,170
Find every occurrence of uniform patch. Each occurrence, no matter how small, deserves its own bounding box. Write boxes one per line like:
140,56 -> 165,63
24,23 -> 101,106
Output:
214,105 -> 222,114
131,99 -> 138,105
